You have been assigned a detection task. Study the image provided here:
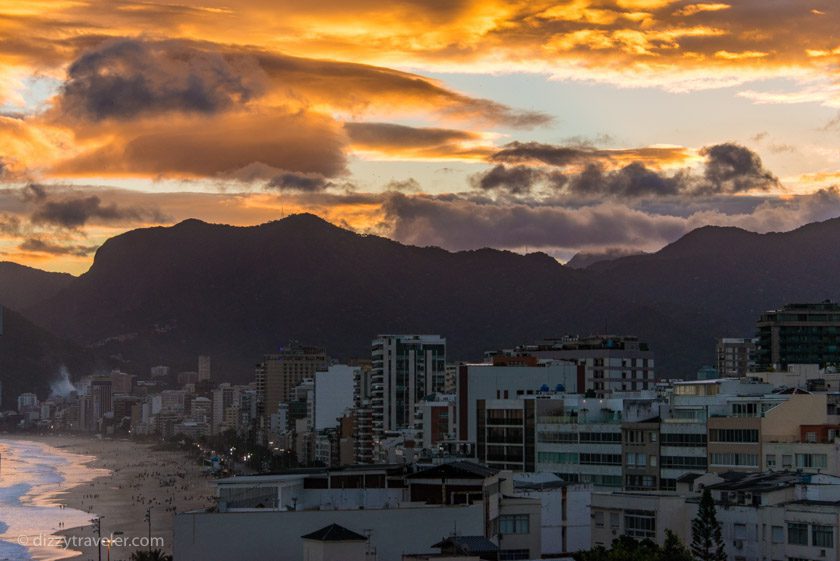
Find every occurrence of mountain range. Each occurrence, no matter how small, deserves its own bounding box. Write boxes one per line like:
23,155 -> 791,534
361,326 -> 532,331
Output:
2,213 -> 840,404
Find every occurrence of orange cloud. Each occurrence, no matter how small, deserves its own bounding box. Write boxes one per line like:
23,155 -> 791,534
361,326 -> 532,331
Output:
0,0 -> 835,100
673,3 -> 730,17
345,122 -> 495,162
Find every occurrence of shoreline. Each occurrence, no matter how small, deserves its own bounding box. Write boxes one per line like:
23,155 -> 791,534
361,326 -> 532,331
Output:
0,437 -> 106,561
1,435 -> 216,561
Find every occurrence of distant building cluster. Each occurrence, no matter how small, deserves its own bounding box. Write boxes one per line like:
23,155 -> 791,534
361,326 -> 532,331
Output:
11,301 -> 840,561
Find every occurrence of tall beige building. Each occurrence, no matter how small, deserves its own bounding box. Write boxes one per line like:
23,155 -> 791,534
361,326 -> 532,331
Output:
198,355 -> 212,382
256,343 -> 328,429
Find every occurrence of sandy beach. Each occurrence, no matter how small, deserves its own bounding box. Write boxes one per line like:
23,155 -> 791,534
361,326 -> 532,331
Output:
3,435 -> 216,561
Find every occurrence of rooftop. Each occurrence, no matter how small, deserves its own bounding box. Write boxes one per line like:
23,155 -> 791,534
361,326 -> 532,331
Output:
431,535 -> 499,554
407,461 -> 499,480
301,524 -> 367,542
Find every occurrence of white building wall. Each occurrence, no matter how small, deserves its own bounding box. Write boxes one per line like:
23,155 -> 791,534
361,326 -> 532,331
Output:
314,365 -> 357,431
174,504 -> 486,561
462,362 -> 578,443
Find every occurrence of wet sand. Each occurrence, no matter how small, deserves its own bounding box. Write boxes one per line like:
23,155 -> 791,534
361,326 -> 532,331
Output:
6,435 -> 215,561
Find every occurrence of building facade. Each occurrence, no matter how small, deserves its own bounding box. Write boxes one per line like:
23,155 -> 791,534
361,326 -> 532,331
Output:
370,335 -> 446,442
757,301 -> 840,369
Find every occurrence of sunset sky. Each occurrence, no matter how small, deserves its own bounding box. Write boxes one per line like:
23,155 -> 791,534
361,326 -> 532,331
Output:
0,0 -> 839,273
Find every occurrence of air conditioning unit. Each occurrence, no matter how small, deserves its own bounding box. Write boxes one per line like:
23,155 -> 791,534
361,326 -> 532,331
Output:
733,540 -> 743,549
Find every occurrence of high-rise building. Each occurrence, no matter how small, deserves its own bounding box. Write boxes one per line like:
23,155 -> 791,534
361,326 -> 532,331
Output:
110,370 -> 135,395
150,365 -> 170,379
370,335 -> 446,442
255,342 -> 328,432
756,301 -> 840,369
17,392 -> 39,413
500,335 -> 654,397
313,365 -> 357,431
198,355 -> 211,382
190,396 -> 213,424
90,377 -> 113,421
212,383 -> 237,435
715,337 -> 756,377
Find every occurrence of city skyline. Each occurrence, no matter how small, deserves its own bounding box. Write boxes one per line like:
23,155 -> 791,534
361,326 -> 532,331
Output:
0,1 -> 838,273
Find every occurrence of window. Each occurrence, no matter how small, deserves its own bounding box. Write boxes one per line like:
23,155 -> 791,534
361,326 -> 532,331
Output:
805,431 -> 817,443
766,454 -> 776,468
580,432 -> 622,443
731,402 -> 758,416
771,525 -> 783,544
649,455 -> 657,467
624,510 -> 656,539
625,430 -> 645,444
709,428 -> 759,443
537,452 -> 578,465
796,454 -> 828,469
661,433 -> 707,447
580,453 -> 622,466
788,522 -> 808,546
538,432 -> 577,443
813,524 -> 834,548
709,453 -> 758,467
610,512 -> 620,528
625,475 -> 657,490
659,478 -> 677,491
661,455 -> 707,469
734,523 -> 747,540
594,511 -> 605,528
500,514 -> 530,535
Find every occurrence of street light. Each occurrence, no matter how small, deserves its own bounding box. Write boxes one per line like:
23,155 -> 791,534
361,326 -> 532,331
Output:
90,516 -> 104,561
144,508 -> 152,553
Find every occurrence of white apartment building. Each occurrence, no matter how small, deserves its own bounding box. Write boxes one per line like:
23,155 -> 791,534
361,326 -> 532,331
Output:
370,335 -> 446,442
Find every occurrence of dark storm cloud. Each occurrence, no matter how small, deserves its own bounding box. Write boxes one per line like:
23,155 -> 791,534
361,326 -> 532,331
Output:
472,164 -> 566,195
21,183 -> 47,202
18,237 -> 99,257
54,37 -> 548,128
568,162 -> 686,197
30,195 -> 168,229
267,172 -> 332,192
481,142 -> 778,198
377,187 -> 840,257
345,122 -> 476,148
381,191 -> 687,251
60,38 -> 263,120
700,143 -> 780,193
492,141 -> 591,166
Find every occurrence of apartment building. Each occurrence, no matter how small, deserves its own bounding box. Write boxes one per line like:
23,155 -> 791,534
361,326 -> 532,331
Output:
591,470 -> 840,561
174,461 -> 542,561
255,342 -> 328,438
370,335 -> 446,443
501,335 -> 654,397
457,358 -> 579,444
477,394 -> 660,489
716,337 -> 756,377
708,392 -> 836,474
756,301 -> 840,370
